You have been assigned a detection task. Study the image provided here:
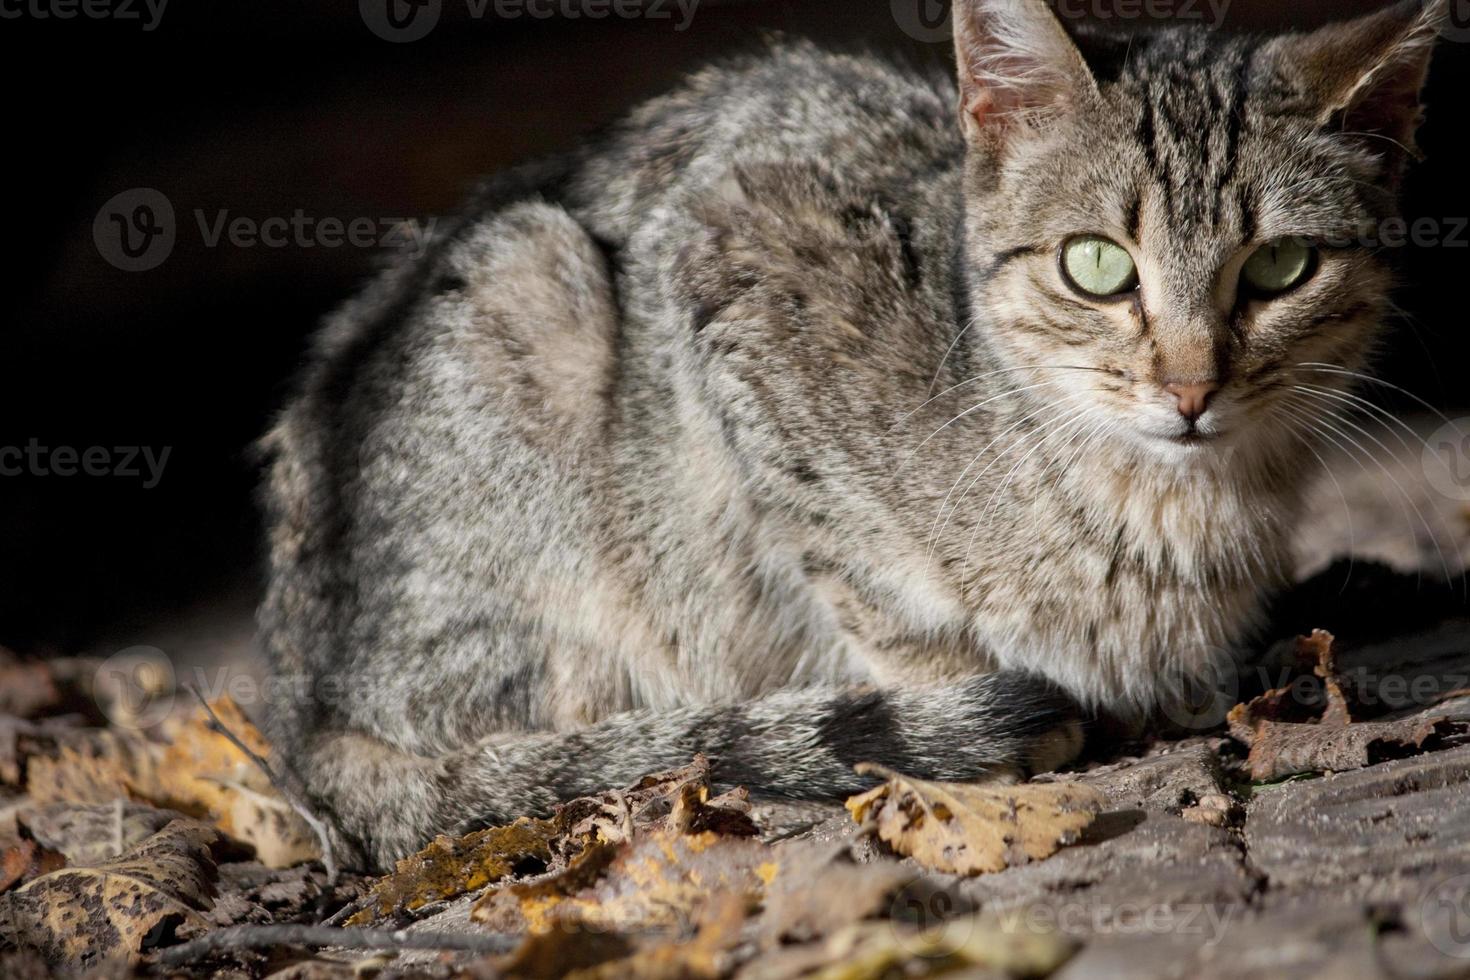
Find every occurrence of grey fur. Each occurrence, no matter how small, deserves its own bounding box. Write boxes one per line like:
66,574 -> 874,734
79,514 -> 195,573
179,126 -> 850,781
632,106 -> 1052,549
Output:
260,0 -> 1445,869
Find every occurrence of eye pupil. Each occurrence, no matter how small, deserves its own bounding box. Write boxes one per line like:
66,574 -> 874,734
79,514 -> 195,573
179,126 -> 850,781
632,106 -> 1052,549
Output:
1061,235 -> 1138,299
1243,238 -> 1315,296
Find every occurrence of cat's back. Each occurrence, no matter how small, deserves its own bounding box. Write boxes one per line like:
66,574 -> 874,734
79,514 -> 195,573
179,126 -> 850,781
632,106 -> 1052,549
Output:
564,40 -> 962,244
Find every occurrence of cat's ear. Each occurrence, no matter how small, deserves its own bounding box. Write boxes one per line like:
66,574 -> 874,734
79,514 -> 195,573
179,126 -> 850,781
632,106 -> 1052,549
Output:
1266,0 -> 1443,159
952,0 -> 1099,148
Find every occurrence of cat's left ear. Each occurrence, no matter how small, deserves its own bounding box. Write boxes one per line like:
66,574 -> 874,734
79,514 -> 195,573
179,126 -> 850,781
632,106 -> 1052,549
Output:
952,0 -> 1100,149
1266,0 -> 1445,160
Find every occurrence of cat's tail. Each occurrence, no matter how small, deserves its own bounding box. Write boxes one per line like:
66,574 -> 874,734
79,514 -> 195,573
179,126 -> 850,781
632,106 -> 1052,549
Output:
299,672 -> 1084,870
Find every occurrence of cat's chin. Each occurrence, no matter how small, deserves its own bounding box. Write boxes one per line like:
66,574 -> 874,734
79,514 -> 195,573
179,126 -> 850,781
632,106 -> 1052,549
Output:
1116,424 -> 1234,467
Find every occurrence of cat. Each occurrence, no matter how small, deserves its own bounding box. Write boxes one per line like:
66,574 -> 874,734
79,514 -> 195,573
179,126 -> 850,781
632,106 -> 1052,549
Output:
259,0 -> 1447,869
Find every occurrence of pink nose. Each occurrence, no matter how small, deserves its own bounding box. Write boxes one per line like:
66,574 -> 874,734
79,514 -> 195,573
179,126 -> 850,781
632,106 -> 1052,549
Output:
1164,381 -> 1219,422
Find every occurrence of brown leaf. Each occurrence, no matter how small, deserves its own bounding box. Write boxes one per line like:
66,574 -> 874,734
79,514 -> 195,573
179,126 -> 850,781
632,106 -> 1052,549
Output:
358,755 -> 756,931
0,840 -> 66,894
348,818 -> 559,925
845,766 -> 1105,876
735,916 -> 1076,980
1228,631 -> 1468,780
475,828 -> 772,935
556,754 -> 758,853
25,729 -> 164,808
0,661 -> 62,720
752,839 -> 908,949
22,802 -> 180,866
24,698 -> 320,869
501,892 -> 748,980
0,715 -> 86,787
0,819 -> 220,968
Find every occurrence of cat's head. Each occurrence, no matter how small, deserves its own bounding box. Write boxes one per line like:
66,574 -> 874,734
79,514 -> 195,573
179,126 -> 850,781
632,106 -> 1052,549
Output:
953,0 -> 1443,464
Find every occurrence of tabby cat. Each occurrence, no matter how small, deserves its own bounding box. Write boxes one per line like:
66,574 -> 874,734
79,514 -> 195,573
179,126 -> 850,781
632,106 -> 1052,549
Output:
260,0 -> 1447,868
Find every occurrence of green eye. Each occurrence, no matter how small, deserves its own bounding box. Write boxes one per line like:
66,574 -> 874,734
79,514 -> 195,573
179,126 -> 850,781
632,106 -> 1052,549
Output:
1242,238 -> 1316,295
1061,236 -> 1139,298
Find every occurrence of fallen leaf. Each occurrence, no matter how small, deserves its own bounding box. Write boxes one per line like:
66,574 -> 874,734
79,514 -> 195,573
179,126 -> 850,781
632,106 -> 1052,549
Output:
21,801 -> 180,866
348,818 -> 558,925
210,778 -> 322,870
556,754 -> 758,853
845,765 -> 1105,876
0,715 -> 86,787
0,819 -> 220,968
480,832 -> 909,980
0,661 -> 61,720
1228,631 -> 1469,780
25,729 -> 164,808
475,828 -> 770,935
357,755 -> 756,930
502,891 -> 748,980
1,839 -> 66,893
753,838 -> 908,948
24,698 -> 320,869
736,915 -> 1075,980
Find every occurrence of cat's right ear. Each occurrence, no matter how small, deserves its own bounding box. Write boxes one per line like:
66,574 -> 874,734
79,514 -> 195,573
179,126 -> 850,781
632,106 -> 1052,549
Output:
952,0 -> 1099,149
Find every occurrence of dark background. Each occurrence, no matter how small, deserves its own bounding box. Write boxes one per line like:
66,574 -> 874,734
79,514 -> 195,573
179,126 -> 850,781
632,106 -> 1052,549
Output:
2,0 -> 1466,656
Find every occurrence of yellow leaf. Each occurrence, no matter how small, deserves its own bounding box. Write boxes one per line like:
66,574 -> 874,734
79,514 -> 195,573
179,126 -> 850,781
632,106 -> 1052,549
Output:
348,818 -> 559,925
846,765 -> 1104,876
0,820 -> 219,968
24,697 -> 320,870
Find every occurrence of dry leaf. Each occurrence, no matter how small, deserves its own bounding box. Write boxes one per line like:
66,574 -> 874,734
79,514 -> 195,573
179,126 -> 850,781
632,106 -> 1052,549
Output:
499,892 -> 748,980
1,839 -> 66,893
210,779 -> 321,869
753,839 -> 908,948
475,828 -> 771,935
736,916 -> 1075,980
0,661 -> 62,720
0,819 -> 220,967
22,802 -> 180,866
846,765 -> 1105,876
348,818 -> 558,925
1228,631 -> 1468,780
24,698 -> 320,869
556,754 -> 757,852
25,729 -> 164,807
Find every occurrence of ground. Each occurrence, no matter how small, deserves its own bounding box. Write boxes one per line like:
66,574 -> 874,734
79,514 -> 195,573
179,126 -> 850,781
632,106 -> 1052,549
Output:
2,563 -> 1469,977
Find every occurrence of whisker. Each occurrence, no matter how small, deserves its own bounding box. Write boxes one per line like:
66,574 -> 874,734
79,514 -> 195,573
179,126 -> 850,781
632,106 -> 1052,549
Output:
924,389 -> 1094,564
889,364 -> 1110,434
897,378 -> 1068,478
1295,363 -> 1456,429
1283,393 -> 1453,588
1271,401 -> 1356,593
1289,388 -> 1457,587
965,407 -> 1110,584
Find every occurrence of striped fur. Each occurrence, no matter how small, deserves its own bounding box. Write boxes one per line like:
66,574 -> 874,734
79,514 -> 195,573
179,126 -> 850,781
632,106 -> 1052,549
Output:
260,1 -> 1444,869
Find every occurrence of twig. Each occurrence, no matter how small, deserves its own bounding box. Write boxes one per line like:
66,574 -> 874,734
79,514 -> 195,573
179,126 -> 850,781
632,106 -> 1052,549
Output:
321,893 -> 370,927
186,687 -> 340,882
154,924 -> 517,966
